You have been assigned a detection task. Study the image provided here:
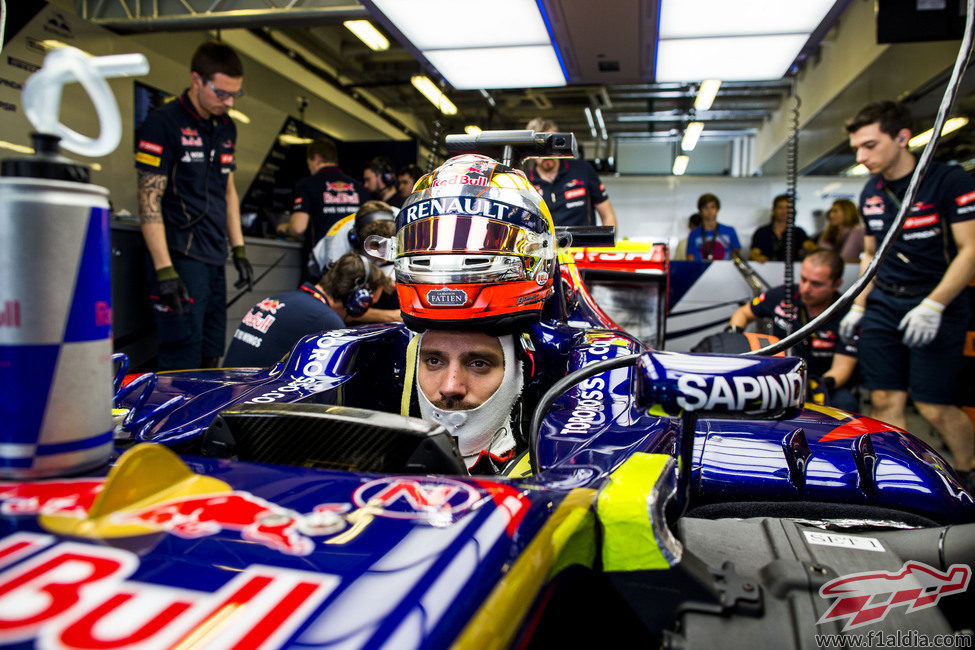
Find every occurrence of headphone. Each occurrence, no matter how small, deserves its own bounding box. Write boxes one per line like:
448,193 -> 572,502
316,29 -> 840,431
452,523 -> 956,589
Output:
344,255 -> 375,318
369,157 -> 395,188
348,208 -> 395,250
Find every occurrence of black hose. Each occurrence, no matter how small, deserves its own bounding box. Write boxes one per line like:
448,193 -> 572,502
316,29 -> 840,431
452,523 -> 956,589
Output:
747,0 -> 975,356
782,78 -> 801,339
528,352 -> 643,475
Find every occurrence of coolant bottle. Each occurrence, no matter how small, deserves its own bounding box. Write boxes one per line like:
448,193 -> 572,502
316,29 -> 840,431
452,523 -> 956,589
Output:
0,47 -> 147,477
0,136 -> 113,476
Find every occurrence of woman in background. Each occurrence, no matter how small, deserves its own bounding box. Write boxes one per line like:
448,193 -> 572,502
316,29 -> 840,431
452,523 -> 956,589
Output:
816,198 -> 864,262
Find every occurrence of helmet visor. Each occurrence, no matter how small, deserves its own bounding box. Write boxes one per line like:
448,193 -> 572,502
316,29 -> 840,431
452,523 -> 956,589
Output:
398,215 -> 553,260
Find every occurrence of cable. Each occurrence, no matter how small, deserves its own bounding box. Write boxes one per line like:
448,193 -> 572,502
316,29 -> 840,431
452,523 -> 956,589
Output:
748,0 -> 975,356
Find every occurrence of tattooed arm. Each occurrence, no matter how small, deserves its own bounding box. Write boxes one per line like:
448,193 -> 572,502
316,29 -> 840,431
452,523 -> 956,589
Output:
138,169 -> 173,270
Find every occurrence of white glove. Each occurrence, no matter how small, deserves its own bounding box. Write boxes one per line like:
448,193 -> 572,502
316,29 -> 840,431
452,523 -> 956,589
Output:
899,298 -> 944,347
839,303 -> 865,341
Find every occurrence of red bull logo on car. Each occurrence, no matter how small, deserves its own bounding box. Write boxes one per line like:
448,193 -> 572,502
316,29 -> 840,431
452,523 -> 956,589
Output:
818,560 -> 970,631
0,479 -> 339,556
0,532 -> 337,648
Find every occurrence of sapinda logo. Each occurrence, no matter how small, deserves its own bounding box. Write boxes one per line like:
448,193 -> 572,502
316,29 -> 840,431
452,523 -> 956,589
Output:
818,561 -> 970,631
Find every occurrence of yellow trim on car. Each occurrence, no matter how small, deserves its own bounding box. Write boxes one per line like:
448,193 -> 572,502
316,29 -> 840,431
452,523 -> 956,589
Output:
452,488 -> 597,650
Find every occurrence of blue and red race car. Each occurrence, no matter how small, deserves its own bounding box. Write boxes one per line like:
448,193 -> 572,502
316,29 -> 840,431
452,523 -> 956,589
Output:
1,134 -> 973,649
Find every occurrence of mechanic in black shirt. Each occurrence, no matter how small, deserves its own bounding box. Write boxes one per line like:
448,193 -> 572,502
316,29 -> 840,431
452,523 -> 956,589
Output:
136,41 -> 254,370
363,156 -> 402,208
728,250 -> 859,413
524,118 -> 617,228
840,101 -> 975,480
278,138 -> 368,283
224,253 -> 384,368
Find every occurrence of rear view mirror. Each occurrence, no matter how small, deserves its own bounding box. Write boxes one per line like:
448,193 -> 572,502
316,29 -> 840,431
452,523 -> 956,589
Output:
635,351 -> 805,419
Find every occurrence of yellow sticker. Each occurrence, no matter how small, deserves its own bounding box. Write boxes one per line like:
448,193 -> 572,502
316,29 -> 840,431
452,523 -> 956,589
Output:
136,152 -> 160,167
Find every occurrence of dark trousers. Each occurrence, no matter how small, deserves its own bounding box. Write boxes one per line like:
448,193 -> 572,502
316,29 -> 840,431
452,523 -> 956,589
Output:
148,254 -> 226,370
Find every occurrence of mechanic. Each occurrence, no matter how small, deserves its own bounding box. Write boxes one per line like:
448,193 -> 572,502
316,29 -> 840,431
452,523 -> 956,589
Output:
223,252 -> 383,368
310,200 -> 400,324
749,194 -> 812,263
278,138 -> 368,283
396,163 -> 422,204
136,41 -> 253,370
840,100 -> 975,482
524,117 -> 618,228
686,193 -> 741,261
363,156 -> 402,208
378,153 -> 555,474
728,250 -> 859,413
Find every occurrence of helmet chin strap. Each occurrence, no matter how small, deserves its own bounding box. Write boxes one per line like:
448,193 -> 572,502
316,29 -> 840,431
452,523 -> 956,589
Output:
417,333 -> 524,468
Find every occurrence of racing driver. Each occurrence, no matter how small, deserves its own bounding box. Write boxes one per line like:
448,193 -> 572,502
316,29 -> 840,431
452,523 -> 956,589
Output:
368,153 -> 557,475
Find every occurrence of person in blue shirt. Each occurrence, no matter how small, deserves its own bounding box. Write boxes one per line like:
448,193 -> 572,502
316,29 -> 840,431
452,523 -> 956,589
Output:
685,193 -> 741,261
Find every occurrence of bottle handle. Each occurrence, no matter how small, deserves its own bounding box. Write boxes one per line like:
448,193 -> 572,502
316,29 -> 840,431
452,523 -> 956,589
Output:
21,46 -> 149,157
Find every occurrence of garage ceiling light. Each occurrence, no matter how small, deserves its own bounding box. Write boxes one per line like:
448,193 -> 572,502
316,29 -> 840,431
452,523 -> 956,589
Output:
694,79 -> 721,111
681,122 -> 705,151
908,117 -> 969,150
673,154 -> 690,175
228,109 -> 250,124
655,0 -> 834,82
659,0 -> 835,38
657,35 -> 808,82
343,20 -> 389,51
369,0 -> 566,89
425,46 -> 564,89
465,125 -> 482,135
411,75 -> 457,115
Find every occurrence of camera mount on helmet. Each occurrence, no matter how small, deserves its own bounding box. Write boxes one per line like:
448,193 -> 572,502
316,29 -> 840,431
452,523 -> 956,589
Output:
445,129 -> 578,167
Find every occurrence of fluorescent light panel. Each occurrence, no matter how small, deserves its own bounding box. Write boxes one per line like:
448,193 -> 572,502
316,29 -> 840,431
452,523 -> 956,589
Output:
343,20 -> 389,51
673,154 -> 690,175
584,107 -> 597,137
656,0 -> 834,82
228,109 -> 250,124
411,75 -> 457,114
371,0 -> 565,89
656,35 -> 808,82
681,122 -> 705,151
694,79 -> 721,110
425,46 -> 563,89
371,0 -> 550,49
659,0 -> 835,38
909,117 -> 969,149
465,125 -> 482,135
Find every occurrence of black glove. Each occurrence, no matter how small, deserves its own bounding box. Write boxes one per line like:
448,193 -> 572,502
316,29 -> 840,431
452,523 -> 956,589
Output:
233,245 -> 254,291
807,375 -> 836,407
156,266 -> 191,315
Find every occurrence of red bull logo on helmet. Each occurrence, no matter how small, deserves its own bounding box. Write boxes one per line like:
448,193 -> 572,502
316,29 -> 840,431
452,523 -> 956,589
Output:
431,174 -> 489,188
